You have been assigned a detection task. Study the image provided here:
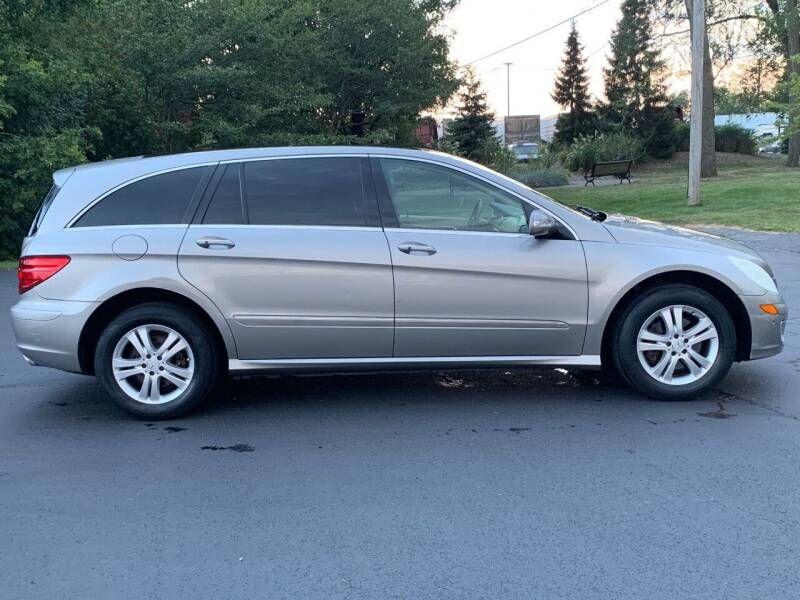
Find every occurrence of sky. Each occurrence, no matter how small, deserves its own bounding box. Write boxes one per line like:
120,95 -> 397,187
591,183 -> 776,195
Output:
445,0 -> 622,118
443,0 -> 626,119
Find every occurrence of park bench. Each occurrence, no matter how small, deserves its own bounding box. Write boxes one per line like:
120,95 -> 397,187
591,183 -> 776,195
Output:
584,159 -> 633,186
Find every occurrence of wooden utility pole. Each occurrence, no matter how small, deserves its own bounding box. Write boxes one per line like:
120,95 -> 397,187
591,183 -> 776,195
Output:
687,0 -> 705,206
503,62 -> 512,118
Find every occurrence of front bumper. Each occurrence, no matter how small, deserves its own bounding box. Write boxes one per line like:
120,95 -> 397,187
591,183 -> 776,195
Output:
740,294 -> 788,360
10,294 -> 97,373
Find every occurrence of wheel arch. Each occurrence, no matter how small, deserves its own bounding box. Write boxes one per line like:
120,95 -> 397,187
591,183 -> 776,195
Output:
78,286 -> 234,375
600,270 -> 752,367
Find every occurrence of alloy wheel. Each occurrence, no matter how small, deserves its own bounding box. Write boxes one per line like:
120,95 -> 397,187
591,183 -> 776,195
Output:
111,324 -> 195,404
636,304 -> 719,385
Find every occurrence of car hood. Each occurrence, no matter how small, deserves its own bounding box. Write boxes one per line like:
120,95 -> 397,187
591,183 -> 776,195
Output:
601,214 -> 765,262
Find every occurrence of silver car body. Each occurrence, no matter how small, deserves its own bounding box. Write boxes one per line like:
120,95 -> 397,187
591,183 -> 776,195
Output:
10,146 -> 787,376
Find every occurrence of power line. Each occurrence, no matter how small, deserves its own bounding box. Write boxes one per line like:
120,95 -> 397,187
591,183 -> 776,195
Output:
585,41 -> 610,60
466,0 -> 616,65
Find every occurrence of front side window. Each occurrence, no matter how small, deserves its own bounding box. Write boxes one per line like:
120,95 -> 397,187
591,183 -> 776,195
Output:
244,157 -> 367,226
378,159 -> 528,233
74,166 -> 210,227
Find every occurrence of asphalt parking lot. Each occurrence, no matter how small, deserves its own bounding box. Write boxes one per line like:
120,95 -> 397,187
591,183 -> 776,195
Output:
2,227 -> 799,599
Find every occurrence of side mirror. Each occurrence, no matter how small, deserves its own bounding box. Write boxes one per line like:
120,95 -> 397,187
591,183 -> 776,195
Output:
528,210 -> 559,238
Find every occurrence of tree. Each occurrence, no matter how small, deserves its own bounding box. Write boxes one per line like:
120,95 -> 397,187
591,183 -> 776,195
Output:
446,69 -> 499,162
602,0 -> 675,157
0,0 -> 462,258
656,0 -> 794,173
715,84 -> 771,115
0,0 -> 95,259
682,0 -> 718,177
551,22 -> 594,145
765,0 -> 800,166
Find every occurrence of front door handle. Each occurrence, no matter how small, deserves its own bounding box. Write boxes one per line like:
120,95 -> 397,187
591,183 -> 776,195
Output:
397,242 -> 437,256
196,236 -> 236,249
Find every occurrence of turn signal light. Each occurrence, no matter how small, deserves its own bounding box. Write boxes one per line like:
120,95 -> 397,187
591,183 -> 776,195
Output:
759,304 -> 780,316
18,256 -> 71,294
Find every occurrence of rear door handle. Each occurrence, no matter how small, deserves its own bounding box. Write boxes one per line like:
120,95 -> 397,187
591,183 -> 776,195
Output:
196,236 -> 236,249
397,242 -> 437,256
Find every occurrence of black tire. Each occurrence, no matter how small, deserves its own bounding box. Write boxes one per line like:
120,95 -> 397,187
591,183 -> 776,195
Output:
611,284 -> 736,400
94,302 -> 220,419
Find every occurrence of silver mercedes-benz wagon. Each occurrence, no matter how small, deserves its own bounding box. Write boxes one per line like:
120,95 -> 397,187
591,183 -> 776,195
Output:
11,146 -> 787,418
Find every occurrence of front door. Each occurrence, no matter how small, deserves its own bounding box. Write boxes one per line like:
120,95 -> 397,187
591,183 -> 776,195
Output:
178,156 -> 394,360
373,157 -> 588,358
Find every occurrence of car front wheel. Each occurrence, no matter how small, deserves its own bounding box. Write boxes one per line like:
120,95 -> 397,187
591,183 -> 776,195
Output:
612,285 -> 736,400
95,303 -> 220,419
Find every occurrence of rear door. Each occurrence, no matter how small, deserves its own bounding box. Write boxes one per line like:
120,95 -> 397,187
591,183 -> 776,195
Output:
178,156 -> 394,360
373,157 -> 588,358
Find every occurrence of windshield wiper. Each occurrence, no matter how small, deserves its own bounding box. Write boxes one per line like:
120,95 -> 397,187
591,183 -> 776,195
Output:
575,205 -> 607,222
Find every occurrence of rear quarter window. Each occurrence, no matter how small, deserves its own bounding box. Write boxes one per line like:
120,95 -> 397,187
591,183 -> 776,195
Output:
28,184 -> 60,236
73,166 -> 211,227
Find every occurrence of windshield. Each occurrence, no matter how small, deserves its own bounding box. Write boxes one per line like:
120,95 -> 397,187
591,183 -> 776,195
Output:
511,144 -> 538,156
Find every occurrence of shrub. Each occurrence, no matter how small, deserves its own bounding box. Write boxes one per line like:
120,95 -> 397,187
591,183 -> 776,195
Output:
715,124 -> 757,155
481,138 -> 517,173
507,167 -> 569,188
640,105 -> 680,159
674,121 -> 690,152
560,132 -> 645,172
536,142 -> 561,168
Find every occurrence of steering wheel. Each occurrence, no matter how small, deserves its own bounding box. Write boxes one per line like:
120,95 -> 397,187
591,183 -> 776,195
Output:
467,198 -> 486,227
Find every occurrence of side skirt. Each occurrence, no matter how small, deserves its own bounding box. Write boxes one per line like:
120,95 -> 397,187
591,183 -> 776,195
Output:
229,355 -> 601,374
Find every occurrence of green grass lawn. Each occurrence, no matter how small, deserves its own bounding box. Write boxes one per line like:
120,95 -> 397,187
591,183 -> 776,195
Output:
541,160 -> 800,232
0,260 -> 17,269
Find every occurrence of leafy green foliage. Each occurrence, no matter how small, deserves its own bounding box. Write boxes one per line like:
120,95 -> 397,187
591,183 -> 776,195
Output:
559,133 -> 645,172
714,124 -> 757,155
715,85 -> 772,115
598,0 -> 677,158
0,0 -> 460,258
674,120 -> 690,152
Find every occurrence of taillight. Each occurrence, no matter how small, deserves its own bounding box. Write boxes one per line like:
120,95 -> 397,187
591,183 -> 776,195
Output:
18,256 -> 71,294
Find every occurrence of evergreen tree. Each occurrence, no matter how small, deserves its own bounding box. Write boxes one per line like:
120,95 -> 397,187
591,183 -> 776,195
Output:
602,0 -> 676,156
602,0 -> 667,129
447,69 -> 498,161
551,22 -> 594,145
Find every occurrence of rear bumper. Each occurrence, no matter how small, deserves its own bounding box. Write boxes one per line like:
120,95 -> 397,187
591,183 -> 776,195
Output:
740,294 -> 788,360
10,294 -> 96,373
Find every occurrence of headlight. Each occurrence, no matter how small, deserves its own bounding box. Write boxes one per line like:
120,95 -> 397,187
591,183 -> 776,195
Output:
730,256 -> 779,294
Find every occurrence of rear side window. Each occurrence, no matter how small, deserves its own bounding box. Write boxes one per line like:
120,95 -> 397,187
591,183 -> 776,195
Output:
203,165 -> 244,224
29,184 -> 60,236
244,158 -> 366,226
73,166 -> 210,227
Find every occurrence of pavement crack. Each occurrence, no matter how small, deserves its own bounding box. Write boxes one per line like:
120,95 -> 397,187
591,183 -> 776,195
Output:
714,389 -> 800,423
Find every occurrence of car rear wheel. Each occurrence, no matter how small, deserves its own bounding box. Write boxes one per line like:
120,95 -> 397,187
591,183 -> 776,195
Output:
611,285 -> 736,400
95,303 -> 220,419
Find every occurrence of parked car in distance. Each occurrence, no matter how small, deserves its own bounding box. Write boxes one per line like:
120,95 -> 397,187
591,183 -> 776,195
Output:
11,147 -> 787,418
759,142 -> 784,155
509,142 -> 540,162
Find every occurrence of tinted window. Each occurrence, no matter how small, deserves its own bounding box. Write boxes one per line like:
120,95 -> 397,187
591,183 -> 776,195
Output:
74,167 -> 209,227
203,165 -> 244,224
29,184 -> 60,236
379,159 -> 528,233
244,158 -> 366,226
